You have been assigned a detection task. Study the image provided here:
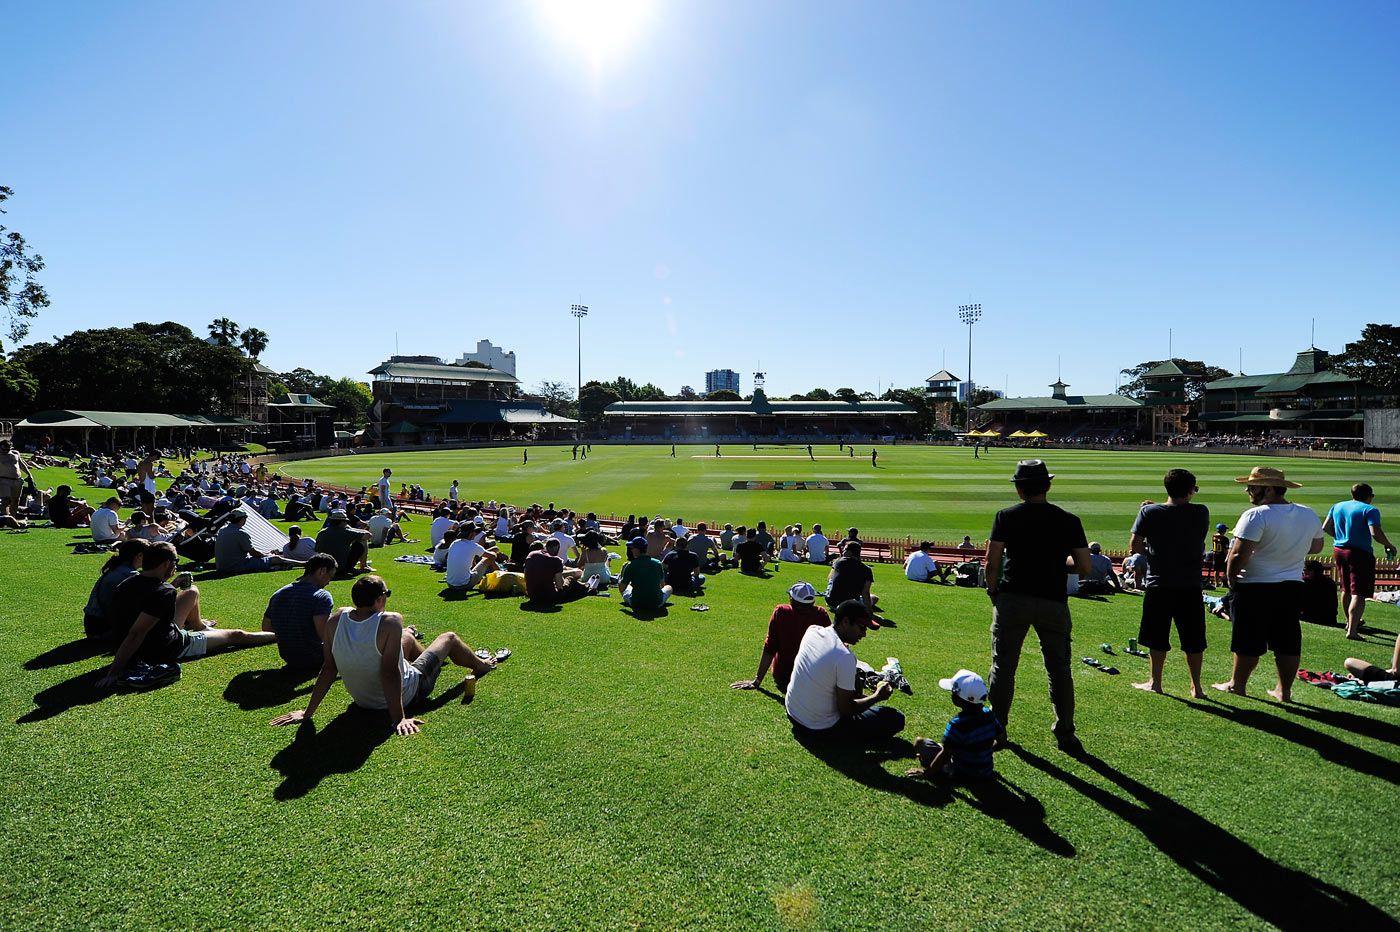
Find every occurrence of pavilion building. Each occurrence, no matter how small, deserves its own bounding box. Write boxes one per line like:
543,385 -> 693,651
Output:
975,380 -> 1145,442
603,388 -> 916,440
1197,347 -> 1382,439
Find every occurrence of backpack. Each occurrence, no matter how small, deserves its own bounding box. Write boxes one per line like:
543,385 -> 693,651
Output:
954,562 -> 981,588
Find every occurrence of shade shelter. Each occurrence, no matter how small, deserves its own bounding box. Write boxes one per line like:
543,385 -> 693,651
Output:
15,409 -> 257,452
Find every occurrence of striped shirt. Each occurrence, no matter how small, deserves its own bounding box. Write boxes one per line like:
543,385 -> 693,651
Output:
942,706 -> 1001,778
265,580 -> 334,669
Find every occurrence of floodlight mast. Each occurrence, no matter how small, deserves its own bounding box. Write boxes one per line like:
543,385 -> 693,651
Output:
958,303 -> 982,431
571,304 -> 589,400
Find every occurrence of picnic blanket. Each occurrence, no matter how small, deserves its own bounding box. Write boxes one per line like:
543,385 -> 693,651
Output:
394,555 -> 438,566
1331,680 -> 1400,705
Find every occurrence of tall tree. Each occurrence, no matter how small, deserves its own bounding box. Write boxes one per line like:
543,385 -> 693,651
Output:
278,368 -> 327,396
533,380 -> 579,418
578,381 -> 622,424
678,385 -> 698,400
1335,323 -> 1400,403
239,327 -> 269,358
1117,358 -> 1233,403
705,389 -> 741,401
207,317 -> 241,346
833,387 -> 859,401
0,339 -> 38,412
0,186 -> 51,343
14,322 -> 249,413
316,377 -> 373,427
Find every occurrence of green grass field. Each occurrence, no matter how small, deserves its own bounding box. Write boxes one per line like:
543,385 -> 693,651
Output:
281,443 -> 1400,545
4,448 -> 1399,930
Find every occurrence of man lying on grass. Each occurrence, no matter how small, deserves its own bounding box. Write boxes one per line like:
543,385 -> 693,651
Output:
97,542 -> 277,688
271,575 -> 497,737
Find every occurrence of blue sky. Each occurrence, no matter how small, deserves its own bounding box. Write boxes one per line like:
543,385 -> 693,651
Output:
4,1 -> 1397,398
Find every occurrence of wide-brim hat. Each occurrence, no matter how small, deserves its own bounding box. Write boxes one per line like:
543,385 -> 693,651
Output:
1234,466 -> 1301,489
1010,459 -> 1054,482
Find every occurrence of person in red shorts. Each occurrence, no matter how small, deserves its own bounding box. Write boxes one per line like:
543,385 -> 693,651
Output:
731,582 -> 831,694
1323,483 -> 1396,641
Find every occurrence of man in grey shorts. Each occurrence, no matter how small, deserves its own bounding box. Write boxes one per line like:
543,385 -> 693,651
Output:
0,439 -> 34,518
271,575 -> 497,737
984,461 -> 1092,754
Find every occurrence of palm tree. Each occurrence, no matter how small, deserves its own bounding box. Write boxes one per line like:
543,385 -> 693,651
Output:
240,327 -> 269,358
207,317 -> 241,346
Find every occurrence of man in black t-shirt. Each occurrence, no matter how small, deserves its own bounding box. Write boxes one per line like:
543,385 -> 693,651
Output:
826,542 -> 877,609
735,527 -> 767,575
985,460 -> 1091,753
662,534 -> 705,593
97,542 -> 276,688
1129,469 -> 1210,698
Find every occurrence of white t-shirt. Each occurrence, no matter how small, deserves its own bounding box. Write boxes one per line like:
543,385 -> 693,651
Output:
445,538 -> 486,587
784,625 -> 858,730
377,477 -> 391,505
92,507 -> 121,542
552,531 -> 576,555
282,536 -> 317,561
1233,502 -> 1324,584
96,475 -> 113,488
368,513 -> 393,546
448,484 -> 459,501
430,516 -> 453,548
496,515 -> 511,538
672,524 -> 688,537
805,533 -> 830,564
432,542 -> 450,570
905,551 -> 937,581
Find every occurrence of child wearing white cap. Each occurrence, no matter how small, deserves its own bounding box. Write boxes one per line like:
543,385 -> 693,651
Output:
906,669 -> 1004,780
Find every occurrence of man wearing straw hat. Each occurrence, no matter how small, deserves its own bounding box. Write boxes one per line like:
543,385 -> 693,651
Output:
1213,466 -> 1324,703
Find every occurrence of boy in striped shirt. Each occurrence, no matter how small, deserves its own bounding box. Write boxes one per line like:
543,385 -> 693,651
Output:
907,669 -> 1003,780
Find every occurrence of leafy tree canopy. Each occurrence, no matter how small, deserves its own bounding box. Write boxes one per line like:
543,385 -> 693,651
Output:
14,322 -> 250,414
1117,358 -> 1233,403
1335,323 -> 1400,403
0,186 -> 51,343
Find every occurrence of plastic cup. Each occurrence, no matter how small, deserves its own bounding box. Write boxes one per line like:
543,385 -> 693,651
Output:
462,674 -> 477,699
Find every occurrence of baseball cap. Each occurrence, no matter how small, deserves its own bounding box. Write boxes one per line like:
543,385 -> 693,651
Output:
787,581 -> 817,604
1216,523 -> 1228,531
628,536 -> 648,551
938,669 -> 989,704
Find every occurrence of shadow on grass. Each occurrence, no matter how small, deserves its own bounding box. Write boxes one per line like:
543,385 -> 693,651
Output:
1165,694 -> 1400,786
1015,747 -> 1396,925
25,637 -> 107,670
438,587 -> 483,602
224,667 -> 316,711
17,667 -> 109,723
270,706 -> 391,800
519,600 -> 562,614
622,605 -> 670,621
794,730 -> 1074,857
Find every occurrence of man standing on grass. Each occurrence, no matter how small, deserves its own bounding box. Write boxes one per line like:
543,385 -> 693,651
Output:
1323,483 -> 1396,641
1213,467 -> 1323,703
732,582 -> 830,694
1129,468 -> 1210,698
377,468 -> 393,514
985,460 -> 1091,754
0,439 -> 35,519
784,599 -> 903,744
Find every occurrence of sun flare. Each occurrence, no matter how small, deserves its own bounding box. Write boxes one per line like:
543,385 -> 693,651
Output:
535,0 -> 654,64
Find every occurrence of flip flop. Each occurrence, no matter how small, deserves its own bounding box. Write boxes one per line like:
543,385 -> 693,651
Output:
690,604 -> 710,612
1081,657 -> 1102,668
1124,648 -> 1149,658
493,648 -> 512,662
1296,670 -> 1326,686
1100,666 -> 1120,675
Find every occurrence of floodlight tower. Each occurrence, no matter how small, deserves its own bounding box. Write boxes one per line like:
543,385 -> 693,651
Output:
958,303 -> 982,430
571,304 -> 589,399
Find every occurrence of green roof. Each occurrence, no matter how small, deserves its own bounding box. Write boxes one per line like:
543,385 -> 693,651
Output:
17,410 -> 256,429
382,420 -> 422,434
269,393 -> 334,409
369,360 -> 518,383
1141,361 -> 1186,378
1254,370 -> 1356,395
977,394 -> 1143,412
1203,373 -> 1279,390
605,397 -> 914,417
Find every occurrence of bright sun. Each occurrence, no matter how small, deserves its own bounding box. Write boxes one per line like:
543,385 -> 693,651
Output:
535,0 -> 655,64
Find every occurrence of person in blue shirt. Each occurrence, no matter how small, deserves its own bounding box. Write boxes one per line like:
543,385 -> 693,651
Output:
906,668 -> 1004,780
1324,483 -> 1396,641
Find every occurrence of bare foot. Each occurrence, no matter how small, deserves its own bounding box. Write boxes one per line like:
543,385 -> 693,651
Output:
1132,680 -> 1163,694
1345,633 -> 1366,642
904,766 -> 929,779
1267,686 -> 1292,702
1212,680 -> 1245,695
1189,686 -> 1208,700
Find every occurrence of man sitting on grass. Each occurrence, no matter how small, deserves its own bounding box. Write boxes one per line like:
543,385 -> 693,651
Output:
261,554 -> 337,671
215,510 -> 305,574
906,668 -> 1003,781
368,508 -> 406,547
805,523 -> 830,565
97,542 -> 276,687
47,485 -> 95,529
904,541 -> 952,583
784,599 -> 903,744
662,532 -> 705,594
618,536 -> 671,611
315,510 -> 374,576
91,496 -> 125,543
270,575 -> 496,737
731,582 -> 830,694
734,526 -> 767,575
826,541 -> 877,610
524,539 -> 590,605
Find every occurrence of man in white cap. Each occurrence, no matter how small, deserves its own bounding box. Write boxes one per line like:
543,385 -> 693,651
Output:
1214,466 -> 1324,702
907,669 -> 1002,781
367,508 -> 404,547
732,582 -> 831,694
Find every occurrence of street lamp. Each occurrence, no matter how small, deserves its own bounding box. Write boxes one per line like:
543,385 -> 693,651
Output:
571,304 -> 589,399
958,303 -> 982,431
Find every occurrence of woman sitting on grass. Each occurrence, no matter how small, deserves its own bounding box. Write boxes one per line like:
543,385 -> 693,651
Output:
83,539 -> 149,641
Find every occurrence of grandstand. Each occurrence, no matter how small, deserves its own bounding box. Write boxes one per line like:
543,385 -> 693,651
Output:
1198,347 -> 1383,440
602,387 -> 916,441
973,379 -> 1145,442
